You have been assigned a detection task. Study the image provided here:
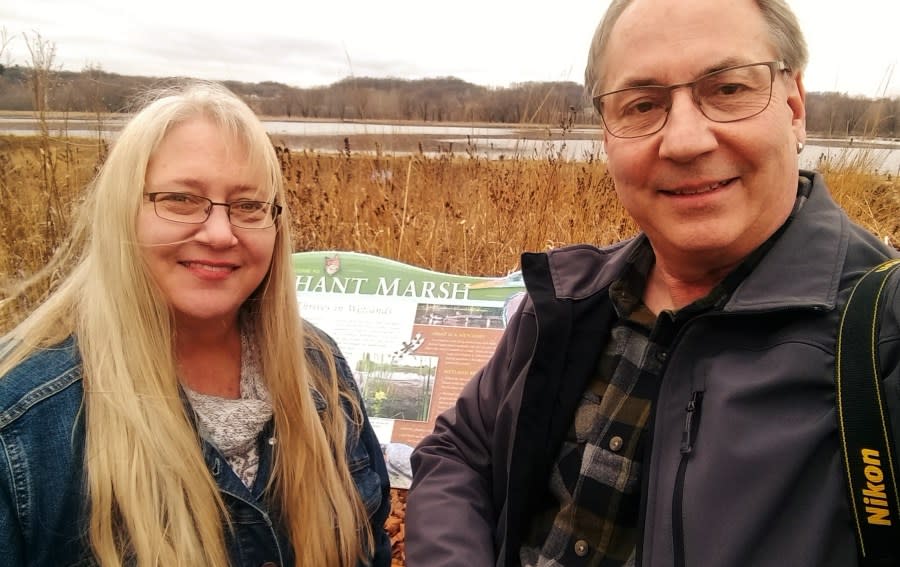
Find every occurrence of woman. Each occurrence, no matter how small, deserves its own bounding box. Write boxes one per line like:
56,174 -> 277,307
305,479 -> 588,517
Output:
0,82 -> 391,566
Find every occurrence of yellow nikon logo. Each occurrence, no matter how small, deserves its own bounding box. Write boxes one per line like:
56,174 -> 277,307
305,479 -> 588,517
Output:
873,259 -> 900,273
861,448 -> 892,526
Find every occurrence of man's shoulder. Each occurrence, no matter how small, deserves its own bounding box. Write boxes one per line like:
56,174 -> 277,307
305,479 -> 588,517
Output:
545,239 -> 637,261
879,261 -> 900,339
537,237 -> 642,300
0,337 -> 83,430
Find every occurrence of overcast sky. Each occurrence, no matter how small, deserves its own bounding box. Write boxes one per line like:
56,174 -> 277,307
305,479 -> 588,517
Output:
1,1 -> 897,97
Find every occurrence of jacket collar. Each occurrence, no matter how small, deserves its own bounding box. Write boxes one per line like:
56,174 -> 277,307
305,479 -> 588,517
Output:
539,237 -> 645,301
724,171 -> 846,312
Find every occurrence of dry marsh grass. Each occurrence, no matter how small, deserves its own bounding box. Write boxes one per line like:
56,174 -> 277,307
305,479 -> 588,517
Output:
278,145 -> 633,276
816,150 -> 900,246
0,135 -> 105,324
1,134 -> 898,332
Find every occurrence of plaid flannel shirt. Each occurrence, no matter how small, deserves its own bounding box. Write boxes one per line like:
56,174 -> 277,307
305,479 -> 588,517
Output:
519,239 -> 751,567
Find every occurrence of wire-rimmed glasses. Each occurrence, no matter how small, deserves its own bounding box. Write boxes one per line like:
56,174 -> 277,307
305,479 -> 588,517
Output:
145,192 -> 282,229
592,61 -> 789,139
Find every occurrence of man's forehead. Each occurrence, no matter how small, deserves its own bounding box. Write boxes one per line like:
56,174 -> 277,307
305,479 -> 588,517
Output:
610,0 -> 764,46
601,0 -> 772,87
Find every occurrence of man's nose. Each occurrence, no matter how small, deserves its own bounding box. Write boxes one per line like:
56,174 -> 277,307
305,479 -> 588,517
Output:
657,89 -> 719,162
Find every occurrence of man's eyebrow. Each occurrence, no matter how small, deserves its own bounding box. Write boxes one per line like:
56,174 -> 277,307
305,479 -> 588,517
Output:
697,57 -> 750,76
619,77 -> 664,89
616,57 -> 755,89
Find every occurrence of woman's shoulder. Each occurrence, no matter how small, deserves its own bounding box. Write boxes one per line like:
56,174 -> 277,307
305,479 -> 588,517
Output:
0,336 -> 83,429
302,319 -> 342,357
301,320 -> 353,380
299,320 -> 363,406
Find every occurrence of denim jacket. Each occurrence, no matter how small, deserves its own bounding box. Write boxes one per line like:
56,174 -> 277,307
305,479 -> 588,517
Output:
0,335 -> 391,566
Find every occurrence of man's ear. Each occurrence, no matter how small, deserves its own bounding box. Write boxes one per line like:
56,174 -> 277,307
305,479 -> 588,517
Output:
787,71 -> 807,145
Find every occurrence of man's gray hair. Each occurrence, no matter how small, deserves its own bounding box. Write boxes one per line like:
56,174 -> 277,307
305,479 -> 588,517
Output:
584,0 -> 809,96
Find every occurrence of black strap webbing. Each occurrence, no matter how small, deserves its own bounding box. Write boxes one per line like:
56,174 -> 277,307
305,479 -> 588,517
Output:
837,258 -> 900,566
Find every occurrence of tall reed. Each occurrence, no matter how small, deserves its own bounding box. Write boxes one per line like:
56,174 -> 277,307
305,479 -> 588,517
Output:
0,135 -> 102,328
278,143 -> 634,276
2,134 -> 897,333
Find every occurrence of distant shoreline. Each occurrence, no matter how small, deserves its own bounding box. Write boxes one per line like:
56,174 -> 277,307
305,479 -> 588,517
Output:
1,113 -> 898,151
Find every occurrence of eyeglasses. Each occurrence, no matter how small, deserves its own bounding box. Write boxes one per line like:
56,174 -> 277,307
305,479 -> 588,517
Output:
145,192 -> 282,229
592,61 -> 789,139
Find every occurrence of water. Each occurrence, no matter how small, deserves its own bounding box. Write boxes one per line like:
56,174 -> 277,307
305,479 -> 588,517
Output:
443,137 -> 605,161
2,118 -> 898,173
799,142 -> 900,175
265,120 -> 519,137
454,137 -> 900,174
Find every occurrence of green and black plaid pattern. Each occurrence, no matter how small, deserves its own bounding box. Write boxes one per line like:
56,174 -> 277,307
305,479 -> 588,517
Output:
520,246 -> 663,567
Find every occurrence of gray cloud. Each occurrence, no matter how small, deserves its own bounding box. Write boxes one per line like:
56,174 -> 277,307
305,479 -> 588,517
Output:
1,0 -> 896,95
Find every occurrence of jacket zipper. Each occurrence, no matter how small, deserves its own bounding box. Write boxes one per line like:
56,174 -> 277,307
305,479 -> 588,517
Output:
638,306 -> 823,567
665,307 -> 822,565
673,390 -> 704,567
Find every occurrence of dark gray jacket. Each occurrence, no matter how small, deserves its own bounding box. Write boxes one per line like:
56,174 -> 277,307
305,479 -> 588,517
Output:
408,171 -> 900,566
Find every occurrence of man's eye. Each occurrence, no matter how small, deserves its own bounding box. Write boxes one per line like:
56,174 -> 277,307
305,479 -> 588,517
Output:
715,83 -> 746,96
622,98 -> 662,116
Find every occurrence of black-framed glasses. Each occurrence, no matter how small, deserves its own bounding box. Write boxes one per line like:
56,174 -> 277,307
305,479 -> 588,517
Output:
145,192 -> 282,229
592,61 -> 789,139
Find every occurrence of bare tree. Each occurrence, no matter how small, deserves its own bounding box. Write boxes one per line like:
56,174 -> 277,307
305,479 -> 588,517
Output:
24,31 -> 65,248
24,31 -> 57,136
0,27 -> 13,71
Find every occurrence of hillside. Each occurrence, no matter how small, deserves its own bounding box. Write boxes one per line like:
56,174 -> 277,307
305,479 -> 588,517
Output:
1,64 -> 898,136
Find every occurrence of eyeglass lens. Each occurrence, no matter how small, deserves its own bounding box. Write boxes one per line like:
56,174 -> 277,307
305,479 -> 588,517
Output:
596,62 -> 776,138
150,192 -> 276,228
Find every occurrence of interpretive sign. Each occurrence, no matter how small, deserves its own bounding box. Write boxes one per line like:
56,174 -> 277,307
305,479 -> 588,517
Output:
293,251 -> 524,487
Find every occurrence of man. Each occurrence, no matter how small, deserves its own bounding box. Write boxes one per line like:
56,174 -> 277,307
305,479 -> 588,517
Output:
406,0 -> 900,566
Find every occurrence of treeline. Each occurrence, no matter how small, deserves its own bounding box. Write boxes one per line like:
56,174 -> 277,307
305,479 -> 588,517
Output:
805,92 -> 900,138
0,63 -> 898,137
0,65 -> 587,126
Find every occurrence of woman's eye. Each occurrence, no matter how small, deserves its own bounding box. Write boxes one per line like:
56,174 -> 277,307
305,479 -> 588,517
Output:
233,201 -> 265,212
161,193 -> 196,203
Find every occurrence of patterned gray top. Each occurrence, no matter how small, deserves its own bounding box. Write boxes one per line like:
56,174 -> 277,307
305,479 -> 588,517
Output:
184,332 -> 273,489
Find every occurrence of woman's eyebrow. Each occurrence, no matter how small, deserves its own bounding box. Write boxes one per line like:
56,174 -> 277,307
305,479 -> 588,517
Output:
153,179 -> 264,198
155,177 -> 208,191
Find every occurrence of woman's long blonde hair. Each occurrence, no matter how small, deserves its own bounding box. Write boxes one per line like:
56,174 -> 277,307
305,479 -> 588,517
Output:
0,81 -> 371,566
